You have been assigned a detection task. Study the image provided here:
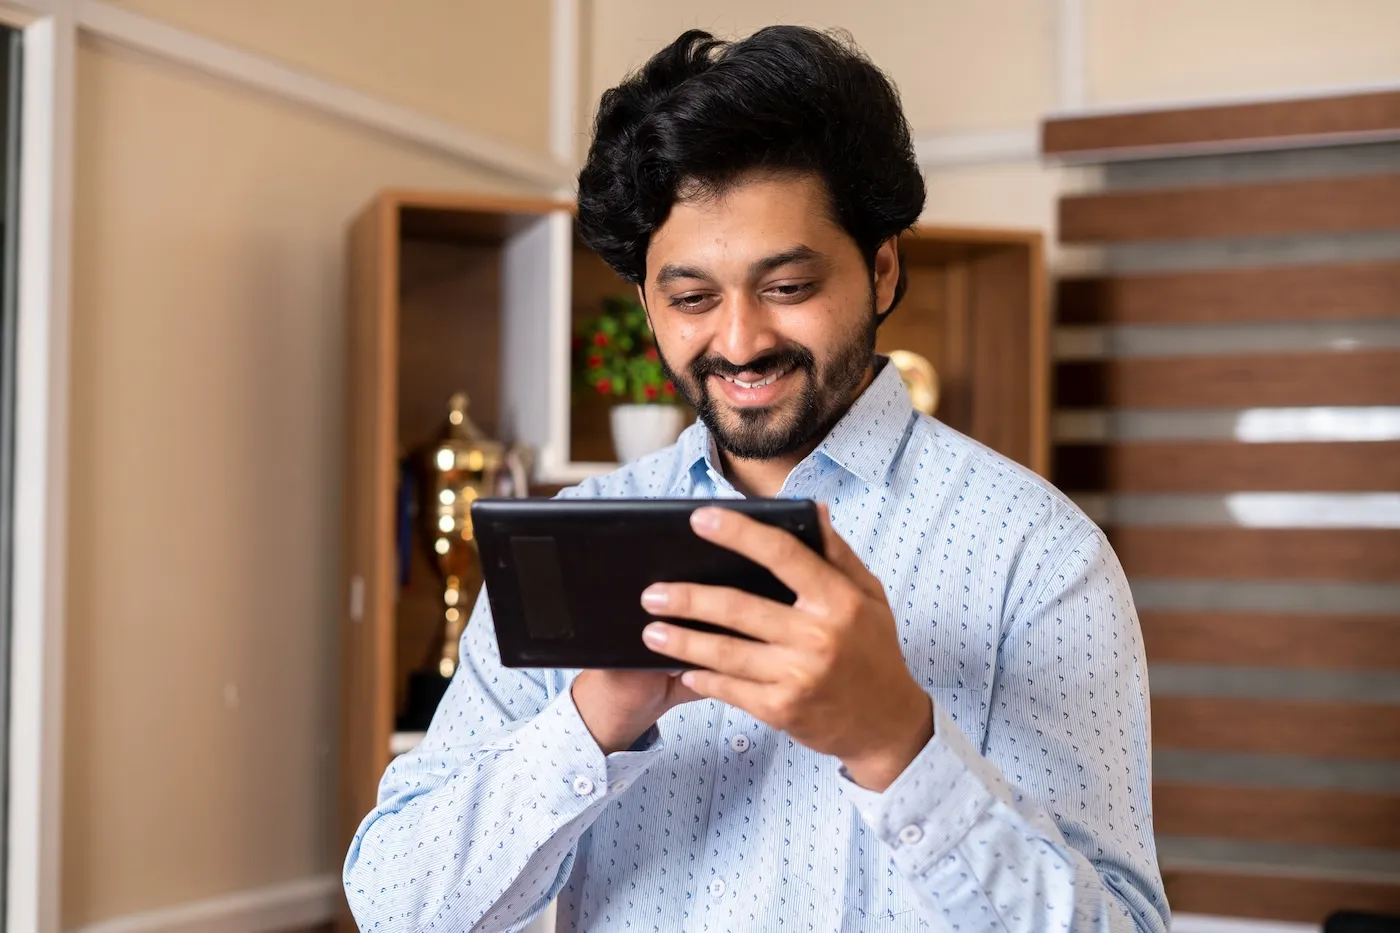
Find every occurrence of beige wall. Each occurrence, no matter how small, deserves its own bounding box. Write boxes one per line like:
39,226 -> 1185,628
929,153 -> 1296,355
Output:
109,0 -> 554,155
1087,0 -> 1400,107
585,0 -> 1058,141
63,23 -> 545,929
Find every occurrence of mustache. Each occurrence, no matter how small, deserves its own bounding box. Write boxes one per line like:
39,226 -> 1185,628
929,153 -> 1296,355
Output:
689,345 -> 816,381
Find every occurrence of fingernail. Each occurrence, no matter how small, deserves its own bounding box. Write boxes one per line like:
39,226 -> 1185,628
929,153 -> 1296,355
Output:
691,508 -> 721,532
680,670 -> 698,689
642,623 -> 668,646
640,585 -> 669,609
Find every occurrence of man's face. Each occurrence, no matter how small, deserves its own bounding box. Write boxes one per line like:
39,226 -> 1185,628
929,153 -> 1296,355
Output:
641,172 -> 899,461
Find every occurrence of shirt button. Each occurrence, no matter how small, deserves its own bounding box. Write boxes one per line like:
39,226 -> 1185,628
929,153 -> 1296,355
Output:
729,734 -> 751,753
608,779 -> 628,793
708,878 -> 726,898
572,775 -> 596,797
898,823 -> 924,845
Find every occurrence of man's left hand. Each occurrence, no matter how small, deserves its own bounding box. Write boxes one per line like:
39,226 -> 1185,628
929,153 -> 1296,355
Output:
639,504 -> 934,792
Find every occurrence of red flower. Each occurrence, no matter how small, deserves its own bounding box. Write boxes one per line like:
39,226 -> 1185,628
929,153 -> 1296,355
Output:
644,384 -> 658,400
663,380 -> 676,395
587,353 -> 604,369
596,378 -> 612,395
592,332 -> 609,347
645,346 -> 659,361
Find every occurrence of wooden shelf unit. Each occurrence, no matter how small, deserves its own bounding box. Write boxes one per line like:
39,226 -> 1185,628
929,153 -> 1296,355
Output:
335,189 -> 1047,926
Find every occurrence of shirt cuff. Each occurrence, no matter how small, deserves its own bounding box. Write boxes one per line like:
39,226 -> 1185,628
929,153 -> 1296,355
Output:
509,686 -> 666,816
837,699 -> 1001,877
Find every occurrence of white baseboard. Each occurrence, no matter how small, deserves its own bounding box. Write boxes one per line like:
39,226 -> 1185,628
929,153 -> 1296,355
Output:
1173,913 -> 1320,933
72,875 -> 338,933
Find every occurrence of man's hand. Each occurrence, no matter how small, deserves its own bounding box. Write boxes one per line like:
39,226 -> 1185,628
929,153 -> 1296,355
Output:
572,668 -> 700,755
639,504 -> 933,791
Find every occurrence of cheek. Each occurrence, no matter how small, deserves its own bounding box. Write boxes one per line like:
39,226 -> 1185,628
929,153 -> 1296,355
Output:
654,317 -> 709,362
771,298 -> 852,351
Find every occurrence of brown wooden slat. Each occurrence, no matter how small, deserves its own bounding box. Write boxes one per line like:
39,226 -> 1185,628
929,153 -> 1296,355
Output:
1141,611 -> 1400,671
1153,697 -> 1400,761
1155,782 -> 1400,849
1057,260 -> 1400,325
1055,350 -> 1400,408
1043,89 -> 1400,159
1055,441 -> 1400,492
1059,174 -> 1400,243
1161,867 -> 1400,923
1111,527 -> 1400,582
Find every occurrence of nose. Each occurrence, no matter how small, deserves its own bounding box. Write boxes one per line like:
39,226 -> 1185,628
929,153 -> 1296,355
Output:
711,291 -> 780,368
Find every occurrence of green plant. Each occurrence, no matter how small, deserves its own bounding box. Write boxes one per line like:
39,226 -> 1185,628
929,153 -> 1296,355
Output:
575,294 -> 678,405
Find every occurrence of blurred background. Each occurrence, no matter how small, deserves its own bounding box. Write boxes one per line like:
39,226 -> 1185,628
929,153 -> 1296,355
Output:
1,1 -> 1397,932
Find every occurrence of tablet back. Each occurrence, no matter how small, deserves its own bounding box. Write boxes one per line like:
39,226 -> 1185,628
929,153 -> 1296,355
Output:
471,498 -> 823,668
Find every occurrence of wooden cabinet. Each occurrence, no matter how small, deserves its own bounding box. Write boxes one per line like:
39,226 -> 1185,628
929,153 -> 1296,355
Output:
334,189 -> 1046,926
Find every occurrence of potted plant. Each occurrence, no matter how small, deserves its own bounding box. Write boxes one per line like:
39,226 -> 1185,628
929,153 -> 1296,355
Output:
575,295 -> 687,463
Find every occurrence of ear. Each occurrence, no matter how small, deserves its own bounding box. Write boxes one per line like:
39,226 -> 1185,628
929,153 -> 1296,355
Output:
873,237 -> 900,318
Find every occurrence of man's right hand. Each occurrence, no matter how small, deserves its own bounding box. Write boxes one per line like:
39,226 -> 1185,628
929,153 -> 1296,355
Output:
571,669 -> 701,754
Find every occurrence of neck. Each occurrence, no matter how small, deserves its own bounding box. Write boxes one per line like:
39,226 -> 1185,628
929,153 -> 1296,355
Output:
719,362 -> 876,498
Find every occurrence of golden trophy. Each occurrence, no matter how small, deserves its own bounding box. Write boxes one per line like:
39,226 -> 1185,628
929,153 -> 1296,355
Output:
888,349 -> 940,415
400,392 -> 531,730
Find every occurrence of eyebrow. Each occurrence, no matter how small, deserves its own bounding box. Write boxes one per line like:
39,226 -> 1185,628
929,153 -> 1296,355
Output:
652,245 -> 825,288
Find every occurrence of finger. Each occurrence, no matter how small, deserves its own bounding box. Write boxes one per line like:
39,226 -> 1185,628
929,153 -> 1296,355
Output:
642,582 -> 794,644
642,621 -> 788,682
690,506 -> 834,600
678,668 -> 771,718
815,503 -> 884,599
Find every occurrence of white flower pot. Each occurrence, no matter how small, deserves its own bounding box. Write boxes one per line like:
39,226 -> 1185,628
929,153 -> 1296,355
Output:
610,404 -> 686,463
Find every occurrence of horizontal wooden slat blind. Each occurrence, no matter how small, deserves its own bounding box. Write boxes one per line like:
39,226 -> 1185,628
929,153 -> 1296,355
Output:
1047,91 -> 1400,923
1055,441 -> 1400,492
1043,89 -> 1400,160
1153,697 -> 1400,761
1154,783 -> 1400,849
1112,528 -> 1400,581
1058,260 -> 1400,325
1160,870 -> 1400,923
1059,174 -> 1400,243
1056,350 -> 1400,408
1141,611 -> 1400,670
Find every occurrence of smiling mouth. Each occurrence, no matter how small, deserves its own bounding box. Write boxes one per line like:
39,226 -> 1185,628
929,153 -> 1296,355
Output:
719,370 -> 787,389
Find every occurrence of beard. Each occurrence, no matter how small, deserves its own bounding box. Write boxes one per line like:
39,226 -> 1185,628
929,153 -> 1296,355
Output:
657,303 -> 878,461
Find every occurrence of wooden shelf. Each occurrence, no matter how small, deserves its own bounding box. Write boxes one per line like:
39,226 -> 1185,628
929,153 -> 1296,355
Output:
335,189 -> 1047,929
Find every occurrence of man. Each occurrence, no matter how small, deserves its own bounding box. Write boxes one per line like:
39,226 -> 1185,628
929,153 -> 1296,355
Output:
345,25 -> 1168,933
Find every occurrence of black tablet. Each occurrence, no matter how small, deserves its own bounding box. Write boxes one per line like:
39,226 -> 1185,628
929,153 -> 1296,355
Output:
471,498 -> 824,669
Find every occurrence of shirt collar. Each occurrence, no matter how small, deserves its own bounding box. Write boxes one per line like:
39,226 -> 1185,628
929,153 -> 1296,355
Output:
670,419 -> 715,493
813,356 -> 914,485
669,356 -> 914,492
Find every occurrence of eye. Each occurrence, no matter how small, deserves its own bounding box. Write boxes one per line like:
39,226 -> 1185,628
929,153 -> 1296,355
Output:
766,282 -> 815,302
667,292 -> 714,313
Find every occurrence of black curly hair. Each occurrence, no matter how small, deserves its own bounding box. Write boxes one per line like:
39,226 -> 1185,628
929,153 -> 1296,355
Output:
576,25 -> 927,321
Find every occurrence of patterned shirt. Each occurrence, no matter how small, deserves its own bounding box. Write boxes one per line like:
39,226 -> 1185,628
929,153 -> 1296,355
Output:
344,359 -> 1169,933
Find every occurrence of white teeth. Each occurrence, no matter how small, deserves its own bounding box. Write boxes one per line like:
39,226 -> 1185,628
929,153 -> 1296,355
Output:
723,371 -> 781,389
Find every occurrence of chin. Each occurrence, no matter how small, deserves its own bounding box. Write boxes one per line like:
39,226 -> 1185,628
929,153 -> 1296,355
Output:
712,409 -> 809,459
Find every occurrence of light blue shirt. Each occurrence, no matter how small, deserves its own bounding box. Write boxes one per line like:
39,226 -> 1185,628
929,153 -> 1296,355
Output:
344,360 -> 1169,933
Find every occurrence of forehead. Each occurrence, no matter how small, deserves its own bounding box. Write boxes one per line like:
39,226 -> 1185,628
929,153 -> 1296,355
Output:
646,172 -> 849,276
